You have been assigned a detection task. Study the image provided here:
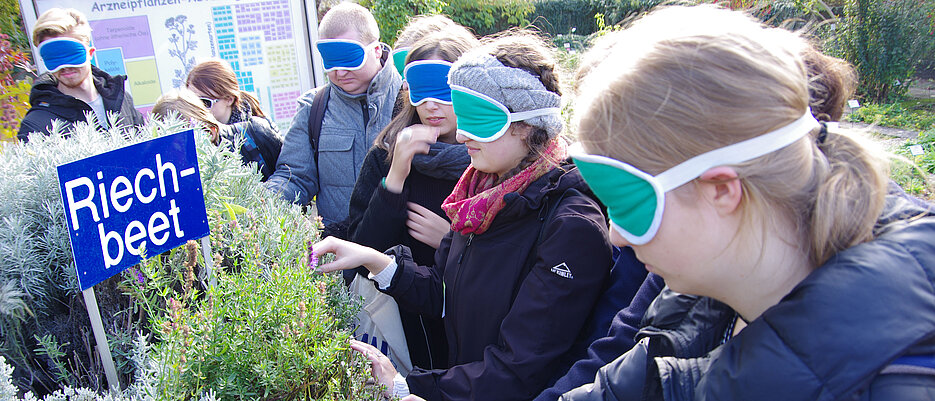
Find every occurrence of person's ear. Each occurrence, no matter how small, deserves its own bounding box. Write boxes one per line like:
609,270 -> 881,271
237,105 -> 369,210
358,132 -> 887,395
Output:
511,123 -> 532,141
372,41 -> 383,59
88,47 -> 96,58
698,166 -> 742,216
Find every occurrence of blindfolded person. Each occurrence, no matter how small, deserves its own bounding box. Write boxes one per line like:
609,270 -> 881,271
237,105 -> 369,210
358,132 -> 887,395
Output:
562,5 -> 935,400
18,8 -> 144,142
313,32 -> 613,401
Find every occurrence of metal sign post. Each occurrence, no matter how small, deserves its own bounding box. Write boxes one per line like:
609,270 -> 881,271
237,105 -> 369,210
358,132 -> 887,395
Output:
57,130 -> 211,392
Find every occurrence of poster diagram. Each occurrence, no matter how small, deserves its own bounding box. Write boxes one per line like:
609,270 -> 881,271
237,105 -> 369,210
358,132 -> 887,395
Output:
25,0 -> 316,130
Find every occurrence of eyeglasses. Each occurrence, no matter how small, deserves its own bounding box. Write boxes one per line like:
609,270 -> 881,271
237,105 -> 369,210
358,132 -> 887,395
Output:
199,97 -> 219,109
450,84 -> 560,142
570,111 -> 819,245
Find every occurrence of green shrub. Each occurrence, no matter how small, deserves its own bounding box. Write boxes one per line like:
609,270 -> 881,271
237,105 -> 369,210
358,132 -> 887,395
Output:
0,115 -> 373,398
830,0 -> 935,102
443,0 -> 536,36
0,33 -> 32,142
363,0 -> 447,45
0,0 -> 29,51
532,0 -> 600,35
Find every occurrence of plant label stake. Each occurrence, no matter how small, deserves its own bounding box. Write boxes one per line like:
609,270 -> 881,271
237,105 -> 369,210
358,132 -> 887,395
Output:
56,130 -> 211,392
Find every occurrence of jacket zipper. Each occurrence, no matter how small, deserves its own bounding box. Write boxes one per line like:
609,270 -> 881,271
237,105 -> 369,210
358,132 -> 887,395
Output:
419,315 -> 434,370
449,233 -> 474,362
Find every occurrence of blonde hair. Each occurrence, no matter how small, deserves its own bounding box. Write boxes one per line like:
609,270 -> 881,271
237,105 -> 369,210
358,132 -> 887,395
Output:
33,8 -> 92,46
152,88 -> 223,144
186,59 -> 267,120
393,14 -> 468,49
319,2 -> 379,43
576,5 -> 887,267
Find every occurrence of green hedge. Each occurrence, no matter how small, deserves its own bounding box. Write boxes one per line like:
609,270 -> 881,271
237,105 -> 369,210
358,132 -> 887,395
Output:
829,0 -> 935,102
532,0 -> 600,35
443,0 -> 536,37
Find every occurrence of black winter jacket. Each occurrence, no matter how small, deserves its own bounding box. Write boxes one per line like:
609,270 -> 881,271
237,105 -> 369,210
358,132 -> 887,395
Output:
221,116 -> 283,181
384,165 -> 613,401
344,145 -> 463,370
18,66 -> 144,141
561,188 -> 935,401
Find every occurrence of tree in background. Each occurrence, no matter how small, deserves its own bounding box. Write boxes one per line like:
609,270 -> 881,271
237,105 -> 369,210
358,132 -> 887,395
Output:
827,0 -> 934,102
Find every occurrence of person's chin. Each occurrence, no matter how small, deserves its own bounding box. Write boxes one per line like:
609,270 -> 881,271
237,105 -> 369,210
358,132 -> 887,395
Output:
335,80 -> 361,94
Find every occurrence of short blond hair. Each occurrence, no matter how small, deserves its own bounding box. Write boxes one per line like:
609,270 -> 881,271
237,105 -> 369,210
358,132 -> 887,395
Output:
33,8 -> 92,46
319,2 -> 379,43
577,5 -> 887,267
152,88 -> 223,144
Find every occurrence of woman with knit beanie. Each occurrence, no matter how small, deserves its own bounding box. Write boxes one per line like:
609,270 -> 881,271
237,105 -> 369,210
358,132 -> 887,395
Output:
313,32 -> 612,400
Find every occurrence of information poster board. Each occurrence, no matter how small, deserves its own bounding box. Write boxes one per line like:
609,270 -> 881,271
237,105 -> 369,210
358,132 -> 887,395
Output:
20,0 -> 323,131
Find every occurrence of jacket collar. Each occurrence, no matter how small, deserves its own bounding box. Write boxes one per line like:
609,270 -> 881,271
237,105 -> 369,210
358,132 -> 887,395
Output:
496,161 -> 590,221
30,66 -> 126,109
698,187 -> 935,400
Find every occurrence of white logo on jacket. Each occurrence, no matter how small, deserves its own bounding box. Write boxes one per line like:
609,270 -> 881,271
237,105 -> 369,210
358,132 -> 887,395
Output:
550,262 -> 574,279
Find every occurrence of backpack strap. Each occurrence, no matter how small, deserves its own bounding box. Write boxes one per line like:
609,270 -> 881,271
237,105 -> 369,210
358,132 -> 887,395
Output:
307,85 -> 331,165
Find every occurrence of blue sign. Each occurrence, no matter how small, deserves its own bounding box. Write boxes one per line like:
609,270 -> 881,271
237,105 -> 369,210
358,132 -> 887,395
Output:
57,130 -> 210,290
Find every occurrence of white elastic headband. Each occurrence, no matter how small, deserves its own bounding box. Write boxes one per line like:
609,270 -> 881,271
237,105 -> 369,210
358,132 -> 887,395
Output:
655,110 -> 820,191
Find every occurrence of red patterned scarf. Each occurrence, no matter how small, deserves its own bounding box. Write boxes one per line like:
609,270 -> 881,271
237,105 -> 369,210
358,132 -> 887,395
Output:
442,139 -> 567,235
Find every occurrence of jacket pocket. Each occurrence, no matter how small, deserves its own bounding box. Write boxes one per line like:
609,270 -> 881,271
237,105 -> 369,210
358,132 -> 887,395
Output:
317,129 -> 356,187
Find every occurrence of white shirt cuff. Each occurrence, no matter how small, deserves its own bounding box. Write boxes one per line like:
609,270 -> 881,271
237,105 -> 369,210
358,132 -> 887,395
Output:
392,373 -> 410,398
368,256 -> 397,290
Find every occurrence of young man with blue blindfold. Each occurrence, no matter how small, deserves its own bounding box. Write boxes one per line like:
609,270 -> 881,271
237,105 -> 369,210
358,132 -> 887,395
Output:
18,8 -> 143,142
266,2 -> 402,231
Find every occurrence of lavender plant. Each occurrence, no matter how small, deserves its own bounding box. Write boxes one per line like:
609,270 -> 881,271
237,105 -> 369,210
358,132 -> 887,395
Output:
0,113 -> 375,399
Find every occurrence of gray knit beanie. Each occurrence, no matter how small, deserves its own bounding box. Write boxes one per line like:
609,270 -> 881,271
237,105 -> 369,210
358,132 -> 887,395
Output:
448,50 -> 563,138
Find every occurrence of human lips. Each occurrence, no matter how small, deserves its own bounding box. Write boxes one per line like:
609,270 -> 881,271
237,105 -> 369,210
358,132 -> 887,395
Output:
465,145 -> 480,156
424,116 -> 445,126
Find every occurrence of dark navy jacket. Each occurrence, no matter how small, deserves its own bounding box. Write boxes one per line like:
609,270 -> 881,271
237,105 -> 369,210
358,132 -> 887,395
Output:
561,189 -> 935,401
537,272 -> 665,401
384,165 -> 613,401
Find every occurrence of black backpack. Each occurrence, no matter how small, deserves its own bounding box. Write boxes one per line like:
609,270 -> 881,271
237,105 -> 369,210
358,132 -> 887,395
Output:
306,85 -> 331,164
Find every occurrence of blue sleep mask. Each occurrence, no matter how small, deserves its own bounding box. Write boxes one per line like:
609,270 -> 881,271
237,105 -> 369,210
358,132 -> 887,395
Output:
38,37 -> 91,72
404,60 -> 452,106
315,39 -> 377,72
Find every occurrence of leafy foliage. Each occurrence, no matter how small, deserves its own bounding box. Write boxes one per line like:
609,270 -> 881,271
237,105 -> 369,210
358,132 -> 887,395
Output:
443,0 -> 536,37
829,0 -> 935,102
0,33 -> 32,142
0,115 -> 373,398
846,101 -> 935,131
0,0 -> 29,51
363,0 -> 447,44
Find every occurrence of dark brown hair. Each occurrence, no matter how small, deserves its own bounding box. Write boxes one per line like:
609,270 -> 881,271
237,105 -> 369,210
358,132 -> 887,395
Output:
375,30 -> 479,164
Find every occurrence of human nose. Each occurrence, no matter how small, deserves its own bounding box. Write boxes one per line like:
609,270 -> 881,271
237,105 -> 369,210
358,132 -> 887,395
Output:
455,131 -> 469,144
424,101 -> 439,111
